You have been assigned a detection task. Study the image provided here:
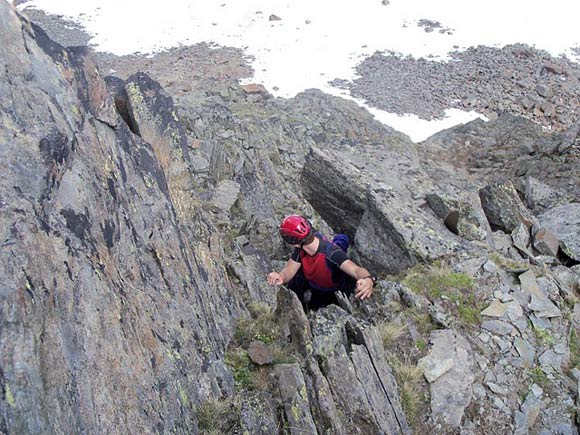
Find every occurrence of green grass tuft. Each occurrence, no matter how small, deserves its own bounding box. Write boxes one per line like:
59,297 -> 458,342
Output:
197,398 -> 240,434
402,265 -> 474,301
225,348 -> 254,390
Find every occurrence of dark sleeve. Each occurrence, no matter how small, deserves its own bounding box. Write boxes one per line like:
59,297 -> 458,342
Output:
291,247 -> 302,263
326,244 -> 349,268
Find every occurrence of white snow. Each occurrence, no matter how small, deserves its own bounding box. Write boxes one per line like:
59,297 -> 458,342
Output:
16,0 -> 580,142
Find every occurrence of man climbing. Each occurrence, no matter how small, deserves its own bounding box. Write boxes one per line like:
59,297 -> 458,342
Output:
267,214 -> 375,310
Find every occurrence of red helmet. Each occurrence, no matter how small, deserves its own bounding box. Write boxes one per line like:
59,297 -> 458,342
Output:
279,215 -> 311,245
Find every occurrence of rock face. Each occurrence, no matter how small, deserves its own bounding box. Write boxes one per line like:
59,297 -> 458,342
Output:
3,2 -> 580,435
0,4 -> 245,433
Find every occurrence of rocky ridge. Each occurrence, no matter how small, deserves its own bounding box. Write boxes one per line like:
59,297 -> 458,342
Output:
2,2 -> 580,434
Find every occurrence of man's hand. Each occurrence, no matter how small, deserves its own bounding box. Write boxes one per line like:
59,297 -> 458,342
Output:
267,272 -> 284,286
355,277 -> 374,300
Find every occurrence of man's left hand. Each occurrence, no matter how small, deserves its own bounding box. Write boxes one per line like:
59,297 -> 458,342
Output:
355,277 -> 374,300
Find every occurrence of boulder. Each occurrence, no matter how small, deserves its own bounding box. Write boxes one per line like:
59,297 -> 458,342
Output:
531,226 -> 560,257
302,143 -> 463,274
247,341 -> 274,366
523,176 -> 561,212
538,204 -> 580,262
479,180 -> 537,233
426,188 -> 490,241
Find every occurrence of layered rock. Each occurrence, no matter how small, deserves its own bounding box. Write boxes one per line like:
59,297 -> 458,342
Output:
1,4 -> 245,433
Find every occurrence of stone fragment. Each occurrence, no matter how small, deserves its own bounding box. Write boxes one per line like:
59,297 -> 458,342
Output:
533,228 -> 560,257
524,177 -> 559,211
557,120 -> 580,154
529,294 -> 561,318
539,349 -> 565,371
535,84 -> 553,98
512,224 -> 531,250
514,410 -> 528,435
519,270 -> 543,298
481,320 -> 514,336
514,337 -> 535,368
247,340 -> 274,366
481,300 -> 508,318
269,14 -> 282,21
504,300 -> 524,321
241,83 -> 268,94
426,191 -> 489,241
486,382 -> 507,395
419,356 -> 455,383
190,155 -> 210,173
210,180 -> 241,213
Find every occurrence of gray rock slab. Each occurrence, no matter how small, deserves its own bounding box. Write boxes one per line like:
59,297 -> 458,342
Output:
276,287 -> 312,357
419,329 -> 474,428
481,320 -> 514,336
514,337 -> 536,368
532,226 -> 560,257
273,364 -> 318,434
481,300 -> 508,318
519,270 -> 544,299
210,179 -> 241,213
521,392 -> 542,428
539,349 -> 566,371
529,293 -> 561,318
512,223 -> 531,250
524,176 -> 560,211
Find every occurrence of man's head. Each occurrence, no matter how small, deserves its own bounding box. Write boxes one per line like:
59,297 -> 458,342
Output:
279,214 -> 314,246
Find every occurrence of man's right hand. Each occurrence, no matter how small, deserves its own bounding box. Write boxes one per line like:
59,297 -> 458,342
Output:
267,272 -> 284,285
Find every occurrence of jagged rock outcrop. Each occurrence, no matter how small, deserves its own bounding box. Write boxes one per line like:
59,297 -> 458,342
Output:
1,3 -> 245,433
302,141 -> 465,274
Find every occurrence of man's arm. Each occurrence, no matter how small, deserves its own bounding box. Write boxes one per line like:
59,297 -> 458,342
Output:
267,258 -> 301,286
339,259 -> 374,300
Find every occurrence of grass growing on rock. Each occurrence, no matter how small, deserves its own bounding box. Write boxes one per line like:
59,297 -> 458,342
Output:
489,252 -> 529,271
226,302 -> 296,392
197,398 -> 240,435
377,320 -> 407,347
402,264 -> 474,300
235,302 -> 280,346
532,324 -> 557,347
568,328 -> 580,371
225,348 -> 254,390
388,355 -> 426,426
401,263 -> 484,328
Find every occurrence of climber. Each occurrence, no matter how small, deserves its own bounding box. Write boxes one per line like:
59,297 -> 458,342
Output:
267,214 -> 375,311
